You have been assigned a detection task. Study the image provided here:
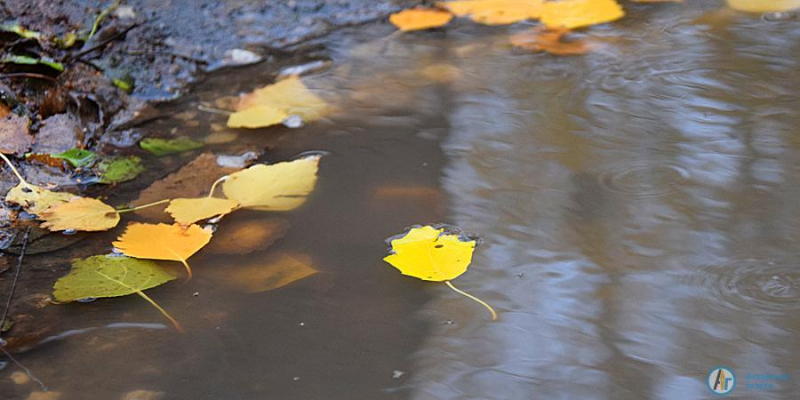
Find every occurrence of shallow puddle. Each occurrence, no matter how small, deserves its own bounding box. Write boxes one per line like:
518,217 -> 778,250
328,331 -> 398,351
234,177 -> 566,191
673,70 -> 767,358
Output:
2,3 -> 800,399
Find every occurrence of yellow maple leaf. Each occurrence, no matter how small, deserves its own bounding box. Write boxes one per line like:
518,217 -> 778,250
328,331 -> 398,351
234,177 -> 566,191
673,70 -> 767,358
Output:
540,0 -> 625,29
40,197 -> 120,232
389,8 -> 454,31
227,76 -> 329,129
222,156 -> 320,211
726,0 -> 800,12
113,223 -> 213,279
165,197 -> 239,225
441,0 -> 544,25
384,225 -> 496,319
5,183 -> 74,215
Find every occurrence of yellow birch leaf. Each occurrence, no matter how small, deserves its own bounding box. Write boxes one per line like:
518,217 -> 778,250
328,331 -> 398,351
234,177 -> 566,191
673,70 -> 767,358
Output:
540,0 -> 625,29
40,197 -> 120,232
383,225 -> 497,319
441,0 -> 544,25
227,76 -> 329,129
726,0 -> 800,12
165,197 -> 239,225
389,8 -> 454,31
384,225 -> 475,281
222,156 -> 320,211
5,183 -> 74,215
113,223 -> 213,279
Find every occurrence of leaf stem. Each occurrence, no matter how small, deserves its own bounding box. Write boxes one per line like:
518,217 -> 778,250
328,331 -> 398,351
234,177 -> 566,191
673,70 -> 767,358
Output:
445,281 -> 497,321
178,258 -> 193,280
134,290 -> 184,332
116,199 -> 170,213
0,153 -> 33,190
197,105 -> 233,115
207,176 -> 228,197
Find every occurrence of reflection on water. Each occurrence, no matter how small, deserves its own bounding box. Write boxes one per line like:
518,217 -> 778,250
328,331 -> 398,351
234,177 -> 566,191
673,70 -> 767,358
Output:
2,3 -> 800,399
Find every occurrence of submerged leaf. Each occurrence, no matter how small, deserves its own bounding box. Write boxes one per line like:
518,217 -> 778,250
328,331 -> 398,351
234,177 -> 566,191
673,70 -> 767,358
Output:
205,218 -> 289,255
725,0 -> 800,12
140,137 -> 204,157
511,26 -> 599,55
0,114 -> 33,156
165,197 -> 239,225
389,8 -> 454,31
53,255 -> 176,302
40,197 -> 120,232
228,76 -> 329,129
222,156 -> 320,211
540,0 -> 624,29
208,253 -> 318,293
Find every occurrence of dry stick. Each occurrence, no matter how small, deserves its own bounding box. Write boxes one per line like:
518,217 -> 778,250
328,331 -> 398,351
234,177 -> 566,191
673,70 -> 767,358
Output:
197,105 -> 233,116
445,281 -> 498,321
0,228 -> 47,391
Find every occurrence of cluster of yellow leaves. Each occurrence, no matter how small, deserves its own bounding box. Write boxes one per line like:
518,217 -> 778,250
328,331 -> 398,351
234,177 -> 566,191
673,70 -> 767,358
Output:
390,0 -> 625,31
227,76 -> 330,129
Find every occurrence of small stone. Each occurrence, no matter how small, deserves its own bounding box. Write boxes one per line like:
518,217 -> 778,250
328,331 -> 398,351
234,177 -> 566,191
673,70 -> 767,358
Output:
392,370 -> 405,379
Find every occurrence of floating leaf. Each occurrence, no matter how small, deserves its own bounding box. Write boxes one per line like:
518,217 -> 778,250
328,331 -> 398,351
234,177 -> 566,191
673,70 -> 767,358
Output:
384,225 -> 496,319
725,0 -> 800,12
52,148 -> 99,168
165,197 -> 239,225
389,8 -> 454,31
208,253 -> 318,293
228,76 -> 329,129
222,156 -> 320,211
441,0 -> 544,25
5,183 -> 73,216
53,255 -> 181,331
511,26 -> 598,55
0,114 -> 33,156
132,153 -> 240,221
113,223 -> 213,279
140,137 -> 204,157
540,0 -> 624,29
96,156 -> 145,184
40,197 -> 120,232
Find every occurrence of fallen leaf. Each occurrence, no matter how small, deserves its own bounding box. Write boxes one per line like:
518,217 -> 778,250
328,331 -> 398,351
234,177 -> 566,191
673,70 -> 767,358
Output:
384,225 -> 476,281
5,183 -> 74,215
96,156 -> 145,184
726,0 -> 800,12
53,255 -> 181,331
132,153 -> 240,220
384,225 -> 497,319
113,223 -> 213,279
52,148 -> 99,168
389,8 -> 454,31
0,103 -> 9,118
510,26 -> 598,55
228,76 -> 329,129
0,114 -> 33,156
441,0 -> 544,25
208,253 -> 318,293
140,137 -> 204,157
540,0 -> 625,29
31,114 -> 80,154
165,197 -> 239,225
222,155 -> 320,211
205,218 -> 289,255
39,196 -> 120,232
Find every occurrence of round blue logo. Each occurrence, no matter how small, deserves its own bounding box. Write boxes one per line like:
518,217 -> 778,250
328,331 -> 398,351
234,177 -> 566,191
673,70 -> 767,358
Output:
707,367 -> 736,395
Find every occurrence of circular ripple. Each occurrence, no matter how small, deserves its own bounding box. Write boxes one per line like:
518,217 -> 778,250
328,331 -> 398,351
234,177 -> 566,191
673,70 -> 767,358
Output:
598,163 -> 689,198
694,259 -> 800,315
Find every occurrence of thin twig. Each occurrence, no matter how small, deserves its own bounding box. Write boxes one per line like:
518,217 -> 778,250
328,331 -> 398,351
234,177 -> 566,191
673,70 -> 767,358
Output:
0,346 -> 47,391
0,73 -> 58,83
0,227 -> 31,331
68,22 -> 140,62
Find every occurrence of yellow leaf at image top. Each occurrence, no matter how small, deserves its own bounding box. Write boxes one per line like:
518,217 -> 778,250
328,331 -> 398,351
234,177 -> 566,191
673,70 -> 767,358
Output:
384,225 -> 476,281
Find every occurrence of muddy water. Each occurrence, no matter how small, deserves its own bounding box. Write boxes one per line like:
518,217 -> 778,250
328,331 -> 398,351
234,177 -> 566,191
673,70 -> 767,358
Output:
3,3 -> 800,400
